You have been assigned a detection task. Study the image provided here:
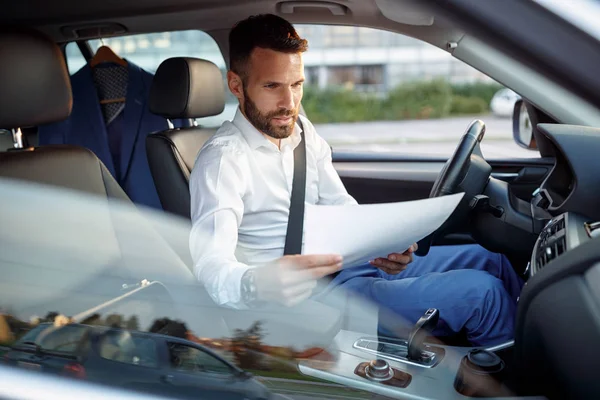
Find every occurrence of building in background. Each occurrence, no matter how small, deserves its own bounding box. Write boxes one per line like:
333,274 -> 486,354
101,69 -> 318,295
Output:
296,25 -> 491,93
66,26 -> 491,97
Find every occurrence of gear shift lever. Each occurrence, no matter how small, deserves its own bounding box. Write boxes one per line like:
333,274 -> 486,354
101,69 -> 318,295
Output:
407,308 -> 439,361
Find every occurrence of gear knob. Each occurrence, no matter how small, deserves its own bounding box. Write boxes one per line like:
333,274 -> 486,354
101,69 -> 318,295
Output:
407,308 -> 439,361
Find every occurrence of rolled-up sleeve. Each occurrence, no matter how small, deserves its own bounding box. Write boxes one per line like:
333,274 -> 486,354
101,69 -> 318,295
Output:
189,142 -> 251,309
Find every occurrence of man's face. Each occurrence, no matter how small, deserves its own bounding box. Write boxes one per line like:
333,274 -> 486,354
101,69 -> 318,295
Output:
230,47 -> 305,140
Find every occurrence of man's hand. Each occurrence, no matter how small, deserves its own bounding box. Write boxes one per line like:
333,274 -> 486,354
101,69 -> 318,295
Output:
370,242 -> 418,275
253,254 -> 343,307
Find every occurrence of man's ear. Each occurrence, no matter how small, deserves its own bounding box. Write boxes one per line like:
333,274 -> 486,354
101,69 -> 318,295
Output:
227,70 -> 244,101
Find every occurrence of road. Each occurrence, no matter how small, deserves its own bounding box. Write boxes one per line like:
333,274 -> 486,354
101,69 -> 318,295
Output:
315,115 -> 538,159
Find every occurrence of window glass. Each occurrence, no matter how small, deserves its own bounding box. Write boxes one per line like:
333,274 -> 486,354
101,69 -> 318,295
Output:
65,31 -> 235,128
98,330 -> 158,368
295,24 -> 538,159
15,324 -> 89,355
168,342 -> 232,375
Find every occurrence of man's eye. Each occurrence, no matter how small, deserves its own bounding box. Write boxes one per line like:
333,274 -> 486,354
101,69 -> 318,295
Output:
264,84 -> 277,89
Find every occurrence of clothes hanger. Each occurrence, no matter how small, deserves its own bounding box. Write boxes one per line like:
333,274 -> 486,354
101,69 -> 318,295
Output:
90,41 -> 128,105
90,44 -> 127,68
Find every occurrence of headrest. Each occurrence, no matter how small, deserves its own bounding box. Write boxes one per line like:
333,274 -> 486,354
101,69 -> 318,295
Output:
0,28 -> 72,129
149,57 -> 225,120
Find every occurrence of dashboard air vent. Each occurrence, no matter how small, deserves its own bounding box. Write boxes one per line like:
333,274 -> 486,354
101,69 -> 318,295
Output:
536,218 -> 567,271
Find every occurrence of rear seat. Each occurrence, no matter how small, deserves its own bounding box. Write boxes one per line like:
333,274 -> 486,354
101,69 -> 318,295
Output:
0,26 -> 232,338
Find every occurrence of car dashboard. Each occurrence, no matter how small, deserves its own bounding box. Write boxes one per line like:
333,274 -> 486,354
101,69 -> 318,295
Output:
528,211 -> 600,278
299,123 -> 600,400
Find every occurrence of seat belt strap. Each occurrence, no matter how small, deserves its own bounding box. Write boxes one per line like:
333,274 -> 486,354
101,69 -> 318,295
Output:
283,118 -> 306,255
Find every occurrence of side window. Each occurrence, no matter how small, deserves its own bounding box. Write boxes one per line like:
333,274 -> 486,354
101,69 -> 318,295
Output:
168,343 -> 232,375
294,25 -> 536,160
98,330 -> 158,368
18,324 -> 89,355
64,30 -> 235,128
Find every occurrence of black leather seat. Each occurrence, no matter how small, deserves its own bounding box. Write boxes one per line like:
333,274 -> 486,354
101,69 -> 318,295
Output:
0,27 -> 131,203
147,57 -> 225,219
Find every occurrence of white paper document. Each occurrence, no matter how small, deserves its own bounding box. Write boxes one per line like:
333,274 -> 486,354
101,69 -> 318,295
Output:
303,193 -> 465,268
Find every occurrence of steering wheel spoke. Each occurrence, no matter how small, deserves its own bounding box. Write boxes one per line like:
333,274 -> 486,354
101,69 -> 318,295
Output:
419,120 -> 492,254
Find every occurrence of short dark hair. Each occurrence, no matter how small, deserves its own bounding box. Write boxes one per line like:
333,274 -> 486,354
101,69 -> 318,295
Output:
229,14 -> 308,79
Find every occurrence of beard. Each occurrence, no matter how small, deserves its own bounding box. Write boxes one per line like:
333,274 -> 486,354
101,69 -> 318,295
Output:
243,93 -> 298,140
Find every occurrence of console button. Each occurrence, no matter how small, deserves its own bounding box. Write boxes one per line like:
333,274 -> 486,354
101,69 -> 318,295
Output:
366,359 -> 394,381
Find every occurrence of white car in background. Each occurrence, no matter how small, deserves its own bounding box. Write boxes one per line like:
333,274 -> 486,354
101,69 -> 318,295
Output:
490,88 -> 521,117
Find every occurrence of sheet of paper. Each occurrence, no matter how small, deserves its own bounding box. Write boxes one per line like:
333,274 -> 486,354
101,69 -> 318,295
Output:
303,193 -> 465,268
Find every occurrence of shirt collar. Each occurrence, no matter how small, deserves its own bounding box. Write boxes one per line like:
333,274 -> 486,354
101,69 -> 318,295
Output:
232,107 -> 302,152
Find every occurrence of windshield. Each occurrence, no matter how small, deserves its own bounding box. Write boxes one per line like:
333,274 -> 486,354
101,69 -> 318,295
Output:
2,1 -> 598,399
14,324 -> 89,354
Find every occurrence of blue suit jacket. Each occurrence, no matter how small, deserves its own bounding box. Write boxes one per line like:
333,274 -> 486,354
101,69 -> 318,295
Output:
38,61 -> 189,210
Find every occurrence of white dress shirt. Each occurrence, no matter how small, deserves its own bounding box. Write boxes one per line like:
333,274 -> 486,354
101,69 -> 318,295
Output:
189,108 -> 357,308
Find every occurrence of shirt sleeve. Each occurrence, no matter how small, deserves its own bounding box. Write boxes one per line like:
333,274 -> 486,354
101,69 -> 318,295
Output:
189,142 -> 252,309
308,121 -> 358,206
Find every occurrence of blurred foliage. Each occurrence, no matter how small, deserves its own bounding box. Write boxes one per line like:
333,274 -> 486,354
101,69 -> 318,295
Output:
302,80 -> 503,123
450,95 -> 488,115
450,81 -> 503,106
231,321 -> 265,370
383,79 -> 453,120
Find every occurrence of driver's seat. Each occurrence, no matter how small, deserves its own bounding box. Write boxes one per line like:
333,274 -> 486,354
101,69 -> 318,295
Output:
146,57 -> 225,219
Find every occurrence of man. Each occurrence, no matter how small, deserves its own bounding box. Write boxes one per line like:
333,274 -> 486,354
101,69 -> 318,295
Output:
189,14 -> 523,346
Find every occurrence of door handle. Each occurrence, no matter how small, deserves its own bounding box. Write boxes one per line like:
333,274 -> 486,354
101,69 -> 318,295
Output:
513,167 -> 549,183
160,374 -> 174,384
492,167 -> 549,183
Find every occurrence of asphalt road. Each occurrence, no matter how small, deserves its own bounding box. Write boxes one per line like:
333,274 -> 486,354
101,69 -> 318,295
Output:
315,115 -> 538,159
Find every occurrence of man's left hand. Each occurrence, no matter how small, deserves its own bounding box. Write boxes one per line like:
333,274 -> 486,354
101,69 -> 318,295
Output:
370,242 -> 418,275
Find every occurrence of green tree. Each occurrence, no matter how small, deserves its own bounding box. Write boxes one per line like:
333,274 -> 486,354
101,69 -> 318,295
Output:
126,316 -> 140,331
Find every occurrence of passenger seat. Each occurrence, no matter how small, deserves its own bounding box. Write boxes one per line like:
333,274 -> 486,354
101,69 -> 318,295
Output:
147,57 -> 225,219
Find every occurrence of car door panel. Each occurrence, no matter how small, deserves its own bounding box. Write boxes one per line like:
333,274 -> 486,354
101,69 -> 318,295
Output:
333,153 -> 552,203
333,153 -> 553,245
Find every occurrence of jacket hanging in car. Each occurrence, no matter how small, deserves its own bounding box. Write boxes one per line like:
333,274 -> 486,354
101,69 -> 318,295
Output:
37,60 -> 191,210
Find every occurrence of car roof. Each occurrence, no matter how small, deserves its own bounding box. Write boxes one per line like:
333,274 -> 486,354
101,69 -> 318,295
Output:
1,0 -> 462,52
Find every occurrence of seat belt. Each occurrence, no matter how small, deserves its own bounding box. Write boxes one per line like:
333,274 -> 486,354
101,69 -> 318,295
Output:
283,118 -> 306,255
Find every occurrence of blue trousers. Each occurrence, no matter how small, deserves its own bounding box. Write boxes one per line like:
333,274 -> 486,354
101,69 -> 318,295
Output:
319,244 -> 524,347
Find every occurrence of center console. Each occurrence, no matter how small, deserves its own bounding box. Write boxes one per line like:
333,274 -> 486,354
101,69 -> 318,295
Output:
299,211 -> 600,399
298,330 -> 519,400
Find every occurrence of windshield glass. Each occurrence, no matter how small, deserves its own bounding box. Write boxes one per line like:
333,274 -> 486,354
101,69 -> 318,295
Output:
3,2 -> 598,399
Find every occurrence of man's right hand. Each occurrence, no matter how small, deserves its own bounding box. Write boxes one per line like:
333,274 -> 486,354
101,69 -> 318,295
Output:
253,254 -> 343,307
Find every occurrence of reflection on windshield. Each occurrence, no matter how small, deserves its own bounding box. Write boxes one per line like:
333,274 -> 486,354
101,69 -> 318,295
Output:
0,178 -> 389,399
0,178 -> 506,399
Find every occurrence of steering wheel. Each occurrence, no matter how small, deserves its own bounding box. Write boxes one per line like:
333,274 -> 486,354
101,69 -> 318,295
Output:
416,120 -> 492,256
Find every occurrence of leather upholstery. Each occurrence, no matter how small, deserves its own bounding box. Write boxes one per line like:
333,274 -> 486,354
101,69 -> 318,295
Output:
0,146 -> 131,202
147,56 -> 225,218
0,27 -> 72,129
149,57 -> 225,119
0,27 -> 129,203
147,128 -> 215,218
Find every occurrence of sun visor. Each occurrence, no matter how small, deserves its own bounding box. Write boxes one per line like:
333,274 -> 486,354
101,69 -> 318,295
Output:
375,0 -> 435,26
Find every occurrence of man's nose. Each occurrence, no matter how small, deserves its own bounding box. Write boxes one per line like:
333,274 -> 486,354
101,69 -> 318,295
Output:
278,87 -> 295,110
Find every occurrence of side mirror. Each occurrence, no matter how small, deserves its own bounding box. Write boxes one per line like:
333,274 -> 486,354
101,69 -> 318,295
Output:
512,99 -> 537,150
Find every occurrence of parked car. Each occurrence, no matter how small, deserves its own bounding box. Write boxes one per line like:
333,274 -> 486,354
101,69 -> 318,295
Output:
490,88 -> 521,118
3,323 -> 271,400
